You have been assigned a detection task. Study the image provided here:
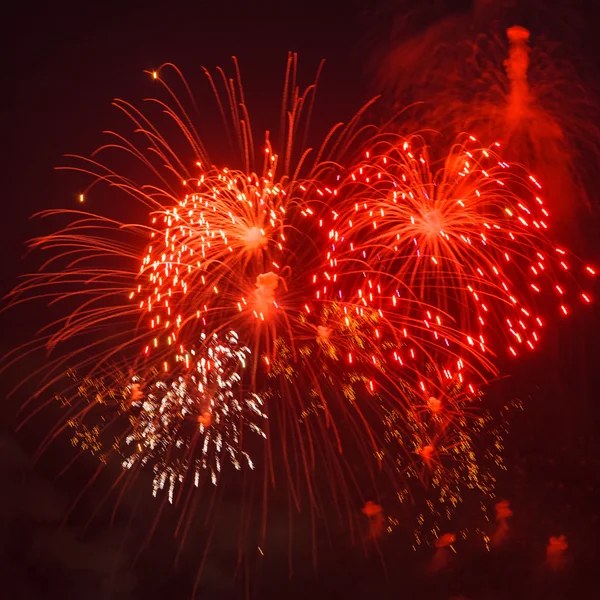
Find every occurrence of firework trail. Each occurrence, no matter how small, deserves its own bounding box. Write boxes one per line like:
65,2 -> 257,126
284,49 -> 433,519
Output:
371,0 -> 600,219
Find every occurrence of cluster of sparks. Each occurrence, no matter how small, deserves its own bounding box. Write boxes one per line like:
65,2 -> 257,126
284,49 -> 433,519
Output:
60,331 -> 266,503
6,56 -> 596,556
375,364 -> 522,547
122,331 -> 266,498
137,164 -> 290,370
317,136 -> 595,363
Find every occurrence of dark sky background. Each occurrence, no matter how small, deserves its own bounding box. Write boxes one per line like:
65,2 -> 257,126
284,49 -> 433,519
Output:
2,1 -> 600,598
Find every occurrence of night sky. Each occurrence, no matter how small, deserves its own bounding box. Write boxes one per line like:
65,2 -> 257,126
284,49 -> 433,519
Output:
3,1 -> 600,598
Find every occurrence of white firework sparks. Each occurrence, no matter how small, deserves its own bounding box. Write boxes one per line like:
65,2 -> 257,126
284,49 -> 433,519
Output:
121,330 -> 267,501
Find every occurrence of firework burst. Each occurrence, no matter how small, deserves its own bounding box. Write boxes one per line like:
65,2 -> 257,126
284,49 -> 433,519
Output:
3,43 -> 598,588
44,331 -> 266,498
2,54 -> 376,396
1,56 -> 403,575
122,330 -> 267,498
318,133 -> 595,364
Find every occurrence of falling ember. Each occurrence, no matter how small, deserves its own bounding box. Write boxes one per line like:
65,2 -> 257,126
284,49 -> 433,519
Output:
129,383 -> 144,403
254,272 -> 279,309
361,500 -> 384,540
427,396 -> 442,413
420,444 -> 435,467
491,499 -> 513,547
429,533 -> 456,573
197,411 -> 213,427
546,535 -> 568,571
317,325 -> 333,339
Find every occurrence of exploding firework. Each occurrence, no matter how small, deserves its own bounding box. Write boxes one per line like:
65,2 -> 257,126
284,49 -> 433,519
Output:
122,330 -> 267,498
3,56 -> 484,541
1,55 -> 412,580
137,164 -> 295,374
4,43 -> 597,590
318,133 -> 595,364
47,331 -> 266,500
2,54 -> 377,399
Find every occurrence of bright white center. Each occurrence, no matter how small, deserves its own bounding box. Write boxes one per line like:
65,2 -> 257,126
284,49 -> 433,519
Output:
243,226 -> 267,250
421,210 -> 442,235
